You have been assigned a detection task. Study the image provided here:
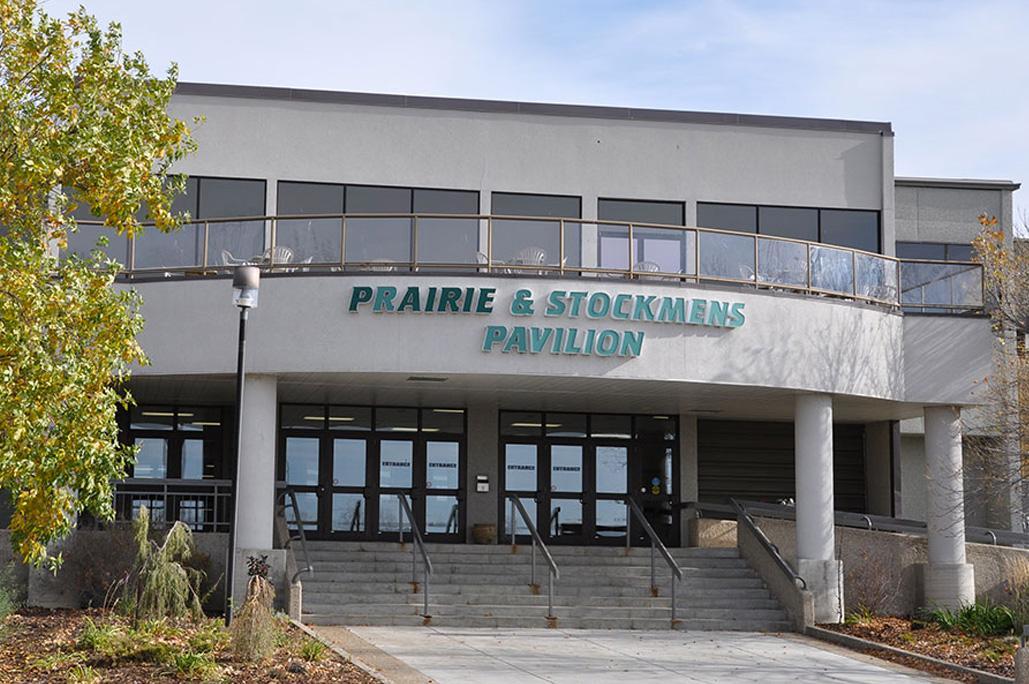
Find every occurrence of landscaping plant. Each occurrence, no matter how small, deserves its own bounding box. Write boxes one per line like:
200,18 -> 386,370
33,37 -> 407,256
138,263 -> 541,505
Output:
120,506 -> 205,623
927,599 -> 1016,637
230,574 -> 280,661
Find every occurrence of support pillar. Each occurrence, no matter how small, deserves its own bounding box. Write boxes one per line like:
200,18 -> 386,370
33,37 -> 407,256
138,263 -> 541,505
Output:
924,405 -> 975,610
680,413 -> 699,546
232,374 -> 284,607
795,394 -> 844,623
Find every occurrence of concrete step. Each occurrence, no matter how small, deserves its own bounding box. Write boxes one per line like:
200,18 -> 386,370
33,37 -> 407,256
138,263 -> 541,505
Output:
302,554 -> 751,569
301,602 -> 788,622
299,591 -> 782,610
300,562 -> 755,578
302,572 -> 766,589
302,613 -> 792,632
302,542 -> 740,558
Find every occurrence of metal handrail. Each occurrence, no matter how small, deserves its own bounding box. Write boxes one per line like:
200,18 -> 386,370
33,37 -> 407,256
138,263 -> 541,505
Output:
65,213 -> 973,311
276,486 -> 314,584
619,496 -> 683,622
730,498 -> 807,590
506,495 -> 559,619
397,492 -> 432,617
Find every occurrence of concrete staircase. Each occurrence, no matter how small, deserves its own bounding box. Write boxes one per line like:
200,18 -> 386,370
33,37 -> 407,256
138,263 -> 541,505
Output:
300,542 -> 792,631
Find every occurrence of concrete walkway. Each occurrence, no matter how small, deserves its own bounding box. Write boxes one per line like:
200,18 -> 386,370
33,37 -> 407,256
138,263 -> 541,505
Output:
316,626 -> 952,683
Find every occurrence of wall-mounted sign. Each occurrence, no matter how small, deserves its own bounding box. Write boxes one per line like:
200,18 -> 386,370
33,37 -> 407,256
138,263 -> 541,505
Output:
347,285 -> 746,359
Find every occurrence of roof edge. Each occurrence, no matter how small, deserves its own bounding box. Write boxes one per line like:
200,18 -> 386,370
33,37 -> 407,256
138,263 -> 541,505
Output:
173,82 -> 894,136
896,176 -> 1021,191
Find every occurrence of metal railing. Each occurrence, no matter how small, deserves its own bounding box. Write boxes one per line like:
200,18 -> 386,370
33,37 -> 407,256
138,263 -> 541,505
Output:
727,499 -> 807,590
104,478 -> 233,533
620,496 -> 684,621
691,498 -> 1029,550
276,486 -> 314,584
68,213 -> 984,312
507,495 -> 559,619
397,493 -> 433,617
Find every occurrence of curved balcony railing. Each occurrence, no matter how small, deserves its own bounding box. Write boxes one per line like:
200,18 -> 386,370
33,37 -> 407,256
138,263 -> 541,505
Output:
69,214 -> 983,312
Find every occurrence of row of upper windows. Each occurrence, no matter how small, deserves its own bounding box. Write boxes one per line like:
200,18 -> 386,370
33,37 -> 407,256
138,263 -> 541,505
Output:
68,176 -> 972,260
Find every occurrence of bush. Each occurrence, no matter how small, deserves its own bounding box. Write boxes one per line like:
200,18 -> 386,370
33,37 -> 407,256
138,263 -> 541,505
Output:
121,506 -> 205,623
63,527 -> 138,608
66,664 -> 100,683
188,620 -> 231,654
230,575 -> 279,661
0,561 -> 25,619
167,651 -> 220,681
299,638 -> 327,662
928,599 -> 1016,637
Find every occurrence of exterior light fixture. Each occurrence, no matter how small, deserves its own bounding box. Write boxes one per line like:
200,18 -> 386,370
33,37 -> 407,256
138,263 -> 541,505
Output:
226,265 -> 260,626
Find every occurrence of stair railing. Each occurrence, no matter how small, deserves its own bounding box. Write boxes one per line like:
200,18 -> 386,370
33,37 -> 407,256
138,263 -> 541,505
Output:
275,486 -> 314,583
729,498 -> 806,590
507,495 -> 560,620
397,492 -> 433,617
620,496 -> 683,622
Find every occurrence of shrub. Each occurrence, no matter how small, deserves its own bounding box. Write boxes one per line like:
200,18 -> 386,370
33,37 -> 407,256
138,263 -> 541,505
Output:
0,562 -> 24,619
230,575 -> 279,661
928,599 -> 1016,637
168,650 -> 220,681
844,605 -> 876,626
299,638 -> 327,662
842,543 -> 902,616
66,664 -> 100,683
188,620 -> 231,654
121,506 -> 205,623
63,527 -> 138,608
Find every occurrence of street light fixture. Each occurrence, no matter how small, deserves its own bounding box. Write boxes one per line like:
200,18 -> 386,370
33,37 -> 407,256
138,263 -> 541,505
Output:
226,265 -> 260,625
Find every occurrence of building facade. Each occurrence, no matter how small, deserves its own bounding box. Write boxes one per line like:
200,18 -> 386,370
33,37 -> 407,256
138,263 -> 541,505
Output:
64,83 -> 1019,621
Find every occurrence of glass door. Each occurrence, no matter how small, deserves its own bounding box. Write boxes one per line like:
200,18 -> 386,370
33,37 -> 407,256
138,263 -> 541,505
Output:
630,442 -> 676,547
593,444 -> 629,544
329,438 -> 368,536
547,444 -> 585,544
376,438 -> 415,539
502,442 -> 539,541
424,440 -> 463,540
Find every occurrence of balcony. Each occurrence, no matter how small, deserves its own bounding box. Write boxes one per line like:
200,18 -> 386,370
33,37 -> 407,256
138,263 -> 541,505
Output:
71,214 -> 983,313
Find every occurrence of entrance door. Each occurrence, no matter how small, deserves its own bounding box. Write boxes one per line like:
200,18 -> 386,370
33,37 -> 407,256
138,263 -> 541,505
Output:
280,405 -> 466,540
547,444 -> 586,543
629,442 -> 676,547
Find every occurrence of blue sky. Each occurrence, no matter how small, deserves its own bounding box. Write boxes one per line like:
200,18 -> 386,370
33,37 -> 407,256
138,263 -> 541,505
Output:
45,0 -> 1029,219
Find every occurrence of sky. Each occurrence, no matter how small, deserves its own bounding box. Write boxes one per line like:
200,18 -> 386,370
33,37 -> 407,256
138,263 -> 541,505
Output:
43,0 -> 1029,220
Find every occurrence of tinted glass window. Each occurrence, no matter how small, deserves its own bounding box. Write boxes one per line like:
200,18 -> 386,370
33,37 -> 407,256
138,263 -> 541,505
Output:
170,177 -> 199,216
896,242 -> 946,260
197,178 -> 265,218
413,189 -> 478,214
697,203 -> 757,233
947,244 -> 974,261
820,209 -> 879,253
759,206 -> 818,242
598,199 -> 684,226
346,185 -> 411,213
492,193 -> 579,218
280,405 -> 325,430
278,182 -> 344,215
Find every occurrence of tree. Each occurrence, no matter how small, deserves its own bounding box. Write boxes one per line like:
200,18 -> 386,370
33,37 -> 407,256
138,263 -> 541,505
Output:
0,0 -> 195,569
969,216 -> 1029,531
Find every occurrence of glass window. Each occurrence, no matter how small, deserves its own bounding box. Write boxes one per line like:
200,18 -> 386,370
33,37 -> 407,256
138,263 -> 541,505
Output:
550,445 -> 583,493
425,495 -> 460,534
130,407 -> 174,431
426,442 -> 460,489
284,437 -> 320,486
595,499 -> 627,539
332,439 -> 366,487
65,224 -> 129,264
546,413 -> 587,438
376,408 -> 418,432
896,242 -> 946,260
280,405 -> 324,430
491,193 -> 580,269
820,209 -> 879,253
199,178 -> 266,266
178,407 -> 222,431
379,493 -> 404,533
947,244 -> 974,261
508,497 -> 537,537
332,493 -> 365,532
421,408 -> 464,434
412,189 -> 479,266
591,415 -> 631,440
504,443 -> 538,491
757,237 -> 807,287
598,199 -> 684,226
276,181 -> 344,263
344,185 -> 412,264
810,245 -> 854,294
181,440 -> 204,479
501,412 -> 543,437
133,224 -> 202,269
595,446 -> 628,493
758,206 -> 818,242
288,492 -> 318,531
413,188 -> 478,214
379,440 -> 413,488
328,406 -> 372,431
635,415 -> 677,441
550,498 -> 582,537
133,438 -> 168,478
697,203 -> 757,233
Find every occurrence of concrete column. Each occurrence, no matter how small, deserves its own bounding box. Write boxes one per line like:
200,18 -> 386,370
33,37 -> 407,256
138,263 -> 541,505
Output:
465,402 -> 499,542
679,413 -> 699,546
924,405 -> 975,609
795,393 -> 844,623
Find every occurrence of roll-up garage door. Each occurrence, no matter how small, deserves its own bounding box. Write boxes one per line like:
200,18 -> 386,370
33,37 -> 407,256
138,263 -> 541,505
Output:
697,420 -> 866,513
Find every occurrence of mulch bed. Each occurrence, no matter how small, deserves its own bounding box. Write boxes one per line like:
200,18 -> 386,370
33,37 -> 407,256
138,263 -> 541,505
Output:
0,608 -> 381,683
825,616 -> 1017,682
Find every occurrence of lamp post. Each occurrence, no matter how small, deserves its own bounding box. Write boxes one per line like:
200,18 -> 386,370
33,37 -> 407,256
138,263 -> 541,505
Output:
225,265 -> 260,625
